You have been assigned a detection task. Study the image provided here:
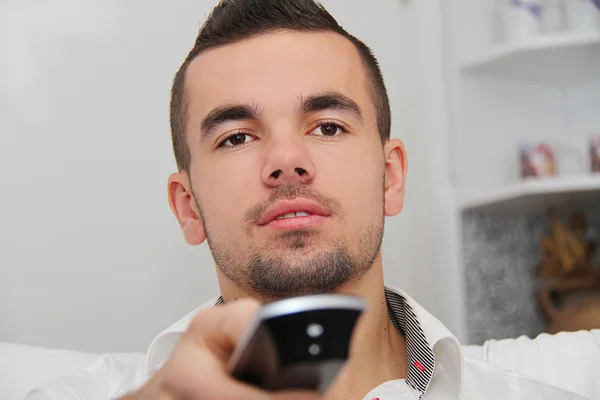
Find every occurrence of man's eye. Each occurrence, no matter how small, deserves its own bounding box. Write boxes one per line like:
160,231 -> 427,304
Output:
310,123 -> 346,137
219,133 -> 256,148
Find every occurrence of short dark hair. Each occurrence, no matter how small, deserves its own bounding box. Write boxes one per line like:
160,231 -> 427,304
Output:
170,0 -> 391,172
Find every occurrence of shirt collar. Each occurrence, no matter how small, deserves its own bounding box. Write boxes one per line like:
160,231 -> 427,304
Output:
143,287 -> 463,397
384,287 -> 463,397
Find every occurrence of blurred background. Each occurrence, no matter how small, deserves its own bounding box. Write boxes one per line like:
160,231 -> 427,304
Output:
0,0 -> 599,354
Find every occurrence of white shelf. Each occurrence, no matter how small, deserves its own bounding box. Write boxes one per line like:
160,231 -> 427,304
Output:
460,175 -> 600,211
461,31 -> 600,87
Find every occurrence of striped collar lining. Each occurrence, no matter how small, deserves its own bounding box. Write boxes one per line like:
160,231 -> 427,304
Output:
213,288 -> 436,396
384,288 -> 435,395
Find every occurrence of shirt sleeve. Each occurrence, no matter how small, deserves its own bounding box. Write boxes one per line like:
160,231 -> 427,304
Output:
474,329 -> 600,400
24,355 -> 148,400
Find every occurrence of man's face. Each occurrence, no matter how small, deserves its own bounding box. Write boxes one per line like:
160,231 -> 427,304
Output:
180,31 -> 395,299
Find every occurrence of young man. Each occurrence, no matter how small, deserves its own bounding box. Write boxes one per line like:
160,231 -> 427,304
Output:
27,1 -> 600,399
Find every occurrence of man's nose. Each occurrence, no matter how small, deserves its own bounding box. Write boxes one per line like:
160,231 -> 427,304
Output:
261,139 -> 315,187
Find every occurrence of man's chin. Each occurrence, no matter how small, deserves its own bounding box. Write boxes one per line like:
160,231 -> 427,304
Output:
267,229 -> 328,249
266,243 -> 332,256
247,246 -> 358,300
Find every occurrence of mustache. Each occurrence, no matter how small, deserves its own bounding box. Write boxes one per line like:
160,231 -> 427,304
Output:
244,183 -> 343,225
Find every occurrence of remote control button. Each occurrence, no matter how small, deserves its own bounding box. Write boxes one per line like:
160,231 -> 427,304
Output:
306,323 -> 324,338
308,344 -> 321,356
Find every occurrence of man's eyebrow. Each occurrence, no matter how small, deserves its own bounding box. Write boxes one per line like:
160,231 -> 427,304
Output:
200,104 -> 261,140
300,92 -> 363,121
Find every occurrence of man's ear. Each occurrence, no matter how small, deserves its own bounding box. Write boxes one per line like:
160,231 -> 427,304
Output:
168,172 -> 206,245
383,138 -> 408,217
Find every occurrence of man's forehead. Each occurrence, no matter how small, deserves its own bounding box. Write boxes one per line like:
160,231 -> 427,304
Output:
184,30 -> 371,115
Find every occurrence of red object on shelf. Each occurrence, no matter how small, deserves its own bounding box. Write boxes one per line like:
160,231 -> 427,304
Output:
520,142 -> 556,179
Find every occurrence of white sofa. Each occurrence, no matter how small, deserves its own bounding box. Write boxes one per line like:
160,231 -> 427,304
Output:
4,331 -> 600,400
2,342 -> 484,399
0,342 -> 480,400
0,342 -> 145,400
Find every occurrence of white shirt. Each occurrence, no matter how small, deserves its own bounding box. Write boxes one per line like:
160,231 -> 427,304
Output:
26,287 -> 600,400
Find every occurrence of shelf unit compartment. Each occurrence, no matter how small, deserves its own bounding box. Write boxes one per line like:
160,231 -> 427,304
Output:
460,175 -> 600,211
461,32 -> 600,87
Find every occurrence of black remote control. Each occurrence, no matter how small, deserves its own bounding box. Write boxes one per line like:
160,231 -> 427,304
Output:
228,295 -> 366,393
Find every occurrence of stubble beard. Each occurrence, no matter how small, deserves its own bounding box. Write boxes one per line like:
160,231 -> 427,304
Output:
196,183 -> 385,300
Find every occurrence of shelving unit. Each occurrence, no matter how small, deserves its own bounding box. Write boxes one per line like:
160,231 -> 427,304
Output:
460,174 -> 600,211
455,28 -> 600,206
461,31 -> 600,87
444,0 -> 600,343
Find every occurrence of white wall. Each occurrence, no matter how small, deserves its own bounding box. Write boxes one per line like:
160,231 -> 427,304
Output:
0,0 -> 463,352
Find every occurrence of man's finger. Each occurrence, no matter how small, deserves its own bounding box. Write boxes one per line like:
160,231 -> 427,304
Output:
186,298 -> 262,362
168,351 -> 316,400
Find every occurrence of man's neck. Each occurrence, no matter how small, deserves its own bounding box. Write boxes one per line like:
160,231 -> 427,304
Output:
325,260 -> 407,399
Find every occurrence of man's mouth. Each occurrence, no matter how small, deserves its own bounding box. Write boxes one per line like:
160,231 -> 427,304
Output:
275,211 -> 311,220
257,198 -> 331,231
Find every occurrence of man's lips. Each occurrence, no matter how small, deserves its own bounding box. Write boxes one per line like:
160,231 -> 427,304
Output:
256,198 -> 331,226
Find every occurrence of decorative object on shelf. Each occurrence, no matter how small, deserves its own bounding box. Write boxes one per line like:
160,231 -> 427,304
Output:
591,134 -> 600,173
520,142 -> 556,178
536,211 -> 595,277
503,0 -> 544,42
536,210 -> 600,333
565,0 -> 600,31
553,139 -> 587,176
543,0 -> 567,32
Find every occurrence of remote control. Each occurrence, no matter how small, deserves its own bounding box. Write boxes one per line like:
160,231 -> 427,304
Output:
228,294 -> 366,393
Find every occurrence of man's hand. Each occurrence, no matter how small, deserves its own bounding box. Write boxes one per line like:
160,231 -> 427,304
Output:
123,299 -> 320,400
